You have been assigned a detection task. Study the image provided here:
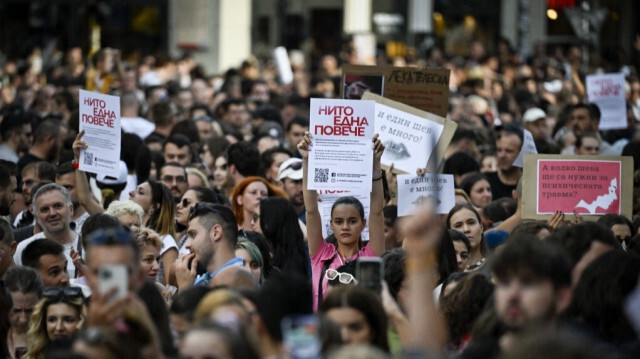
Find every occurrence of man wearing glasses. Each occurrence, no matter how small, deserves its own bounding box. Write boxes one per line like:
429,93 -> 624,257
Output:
160,162 -> 189,201
175,203 -> 243,291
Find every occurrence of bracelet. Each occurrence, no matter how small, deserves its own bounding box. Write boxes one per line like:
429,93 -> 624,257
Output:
372,172 -> 383,181
72,160 -> 79,169
405,252 -> 437,274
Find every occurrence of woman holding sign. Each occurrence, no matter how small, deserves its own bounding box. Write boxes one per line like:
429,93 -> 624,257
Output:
298,132 -> 385,310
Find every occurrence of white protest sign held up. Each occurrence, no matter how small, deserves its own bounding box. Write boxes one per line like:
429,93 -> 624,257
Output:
79,90 -> 121,177
513,129 -> 538,168
586,73 -> 627,130
308,99 -> 375,191
318,190 -> 370,241
397,174 -> 455,216
362,93 -> 447,174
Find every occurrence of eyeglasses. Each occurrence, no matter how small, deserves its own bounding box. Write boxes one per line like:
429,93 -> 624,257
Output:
43,286 -> 84,301
325,268 -> 358,285
162,175 -> 187,184
88,228 -> 134,246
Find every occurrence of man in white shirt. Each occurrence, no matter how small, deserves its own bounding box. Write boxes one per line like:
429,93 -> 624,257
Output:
13,183 -> 80,278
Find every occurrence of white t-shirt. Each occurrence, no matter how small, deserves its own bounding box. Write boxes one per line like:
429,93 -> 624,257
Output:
14,232 -> 82,278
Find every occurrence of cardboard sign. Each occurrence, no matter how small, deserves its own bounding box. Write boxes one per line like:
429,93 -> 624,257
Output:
341,65 -> 450,117
397,174 -> 455,216
308,99 -> 375,191
362,93 -> 457,174
522,154 -> 633,220
513,129 -> 538,168
317,190 -> 370,241
586,73 -> 627,130
78,90 -> 121,177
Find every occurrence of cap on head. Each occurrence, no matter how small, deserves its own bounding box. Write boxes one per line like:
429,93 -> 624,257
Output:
277,158 -> 303,182
523,108 -> 546,123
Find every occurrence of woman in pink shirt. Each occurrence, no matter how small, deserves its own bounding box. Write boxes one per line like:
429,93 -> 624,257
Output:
298,132 -> 386,310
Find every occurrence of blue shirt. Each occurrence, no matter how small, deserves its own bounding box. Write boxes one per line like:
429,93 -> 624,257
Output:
193,257 -> 244,286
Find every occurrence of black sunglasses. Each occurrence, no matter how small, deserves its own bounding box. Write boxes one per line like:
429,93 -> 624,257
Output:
283,161 -> 303,171
181,198 -> 193,208
43,286 -> 84,301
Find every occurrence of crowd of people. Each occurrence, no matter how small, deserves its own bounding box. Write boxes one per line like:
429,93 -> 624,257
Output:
0,34 -> 639,359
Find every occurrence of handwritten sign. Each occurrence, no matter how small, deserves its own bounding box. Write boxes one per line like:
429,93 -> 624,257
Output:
318,190 -> 370,241
341,65 -> 450,117
362,93 -> 457,174
513,129 -> 538,167
522,154 -> 633,219
308,99 -> 375,191
79,90 -> 121,177
397,174 -> 455,216
586,73 -> 627,130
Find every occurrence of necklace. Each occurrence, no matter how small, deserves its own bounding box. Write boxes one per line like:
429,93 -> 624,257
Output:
466,257 -> 486,271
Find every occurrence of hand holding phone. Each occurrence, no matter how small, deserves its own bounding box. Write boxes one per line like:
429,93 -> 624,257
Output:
98,264 -> 127,302
356,257 -> 384,295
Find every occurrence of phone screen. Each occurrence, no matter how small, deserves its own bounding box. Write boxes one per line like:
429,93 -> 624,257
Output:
281,315 -> 321,359
356,258 -> 383,294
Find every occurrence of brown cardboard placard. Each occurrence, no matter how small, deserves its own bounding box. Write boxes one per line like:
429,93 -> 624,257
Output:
341,65 -> 450,118
361,93 -> 457,174
522,154 -> 633,221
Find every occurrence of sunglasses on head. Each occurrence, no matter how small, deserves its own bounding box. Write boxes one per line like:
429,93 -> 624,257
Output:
325,268 -> 358,285
88,228 -> 134,246
43,286 -> 84,301
283,161 -> 303,171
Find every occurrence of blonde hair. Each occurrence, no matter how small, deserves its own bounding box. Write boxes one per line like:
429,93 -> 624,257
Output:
194,289 -> 246,324
132,226 -> 163,249
24,295 -> 84,359
105,200 -> 145,225
186,167 -> 209,188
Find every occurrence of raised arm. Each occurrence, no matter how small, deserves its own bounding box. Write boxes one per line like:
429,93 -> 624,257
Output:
299,132 -> 324,257
73,131 -> 105,214
368,134 -> 385,256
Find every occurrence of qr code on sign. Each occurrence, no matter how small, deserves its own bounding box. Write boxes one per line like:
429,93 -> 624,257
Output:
84,152 -> 94,165
314,168 -> 329,183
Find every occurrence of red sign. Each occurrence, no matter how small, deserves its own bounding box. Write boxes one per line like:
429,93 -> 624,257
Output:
537,159 -> 621,215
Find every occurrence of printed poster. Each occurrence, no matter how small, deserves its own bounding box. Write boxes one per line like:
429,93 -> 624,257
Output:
522,154 -> 633,219
363,93 -> 455,174
341,64 -> 450,117
318,190 -> 370,241
308,98 -> 375,191
397,174 -> 455,216
78,90 -> 121,177
586,73 -> 627,130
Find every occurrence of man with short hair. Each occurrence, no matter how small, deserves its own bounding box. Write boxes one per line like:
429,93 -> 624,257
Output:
13,183 -> 80,278
574,132 -> 600,156
4,266 -> 43,357
485,125 -> 523,200
17,119 -> 66,172
160,162 -> 189,201
0,107 -> 32,163
15,161 -> 56,228
277,158 -> 305,222
220,98 -> 250,132
463,235 -> 572,357
285,117 -> 309,157
120,91 -> 155,140
21,238 -> 70,288
176,203 -> 242,290
56,162 -> 90,233
569,103 -> 617,156
226,141 -> 260,187
163,134 -> 193,166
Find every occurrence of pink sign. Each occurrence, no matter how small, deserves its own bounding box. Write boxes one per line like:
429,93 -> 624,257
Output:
537,159 -> 621,215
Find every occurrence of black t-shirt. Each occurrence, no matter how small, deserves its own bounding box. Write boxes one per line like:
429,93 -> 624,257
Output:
485,171 -> 517,201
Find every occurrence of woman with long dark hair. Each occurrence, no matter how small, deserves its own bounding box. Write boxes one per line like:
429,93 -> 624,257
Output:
258,197 -> 310,278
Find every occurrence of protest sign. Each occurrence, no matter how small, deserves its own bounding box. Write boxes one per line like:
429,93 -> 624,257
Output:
586,73 -> 627,130
397,174 -> 455,216
513,129 -> 538,167
341,65 -> 450,117
522,154 -> 633,220
362,93 -> 457,174
78,90 -> 121,177
308,98 -> 375,191
317,190 -> 370,241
